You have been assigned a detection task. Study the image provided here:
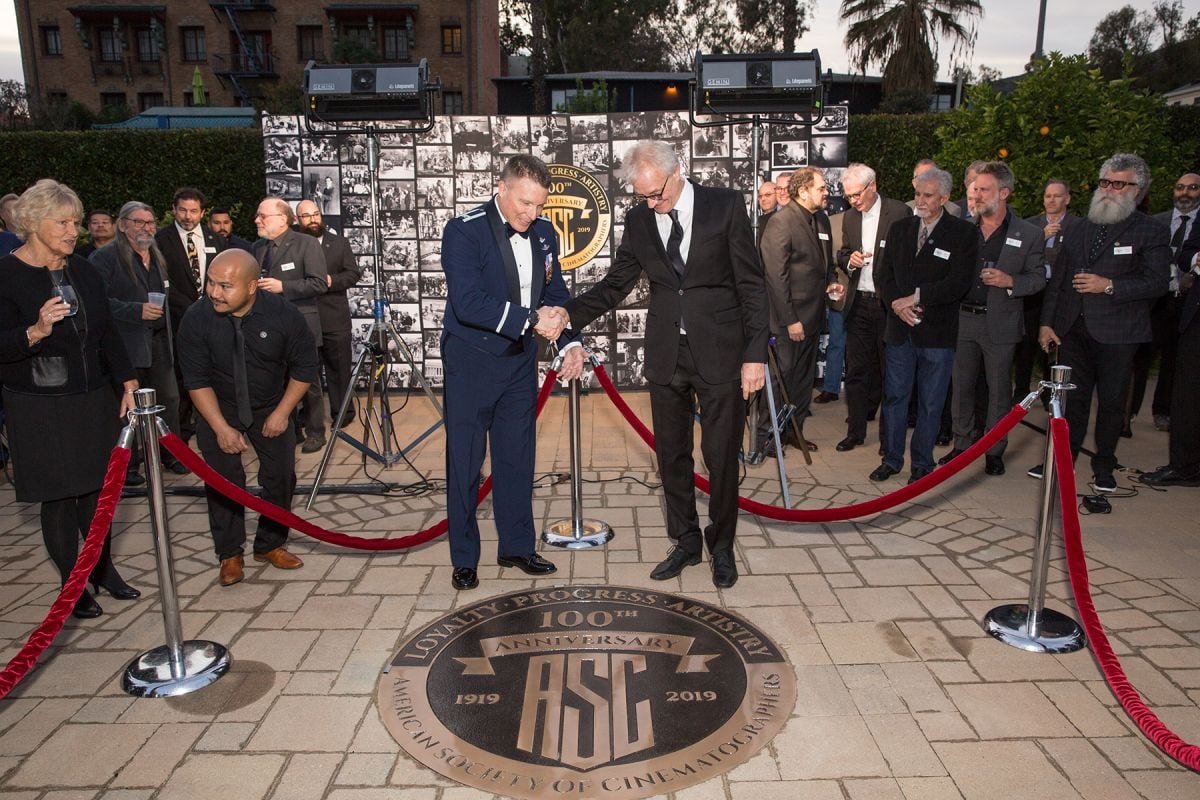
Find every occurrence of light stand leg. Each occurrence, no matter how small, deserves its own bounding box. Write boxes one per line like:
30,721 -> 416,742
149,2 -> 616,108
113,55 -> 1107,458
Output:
122,389 -> 231,697
761,354 -> 792,509
983,365 -> 1085,653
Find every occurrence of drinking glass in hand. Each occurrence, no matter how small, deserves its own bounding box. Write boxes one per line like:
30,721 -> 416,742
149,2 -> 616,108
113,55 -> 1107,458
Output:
54,285 -> 79,317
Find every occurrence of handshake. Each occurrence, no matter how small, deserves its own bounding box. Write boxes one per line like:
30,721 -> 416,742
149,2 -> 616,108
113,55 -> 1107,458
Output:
534,306 -> 570,340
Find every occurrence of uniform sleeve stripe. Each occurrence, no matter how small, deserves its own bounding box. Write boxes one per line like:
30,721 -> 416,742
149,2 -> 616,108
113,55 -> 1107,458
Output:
496,301 -> 510,333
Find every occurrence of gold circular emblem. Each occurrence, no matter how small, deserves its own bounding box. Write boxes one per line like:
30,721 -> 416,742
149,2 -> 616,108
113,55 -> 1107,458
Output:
544,164 -> 611,272
378,586 -> 795,799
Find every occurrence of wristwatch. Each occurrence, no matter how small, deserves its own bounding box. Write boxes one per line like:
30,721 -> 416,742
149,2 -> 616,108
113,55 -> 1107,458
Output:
1103,281 -> 1114,296
528,308 -> 540,328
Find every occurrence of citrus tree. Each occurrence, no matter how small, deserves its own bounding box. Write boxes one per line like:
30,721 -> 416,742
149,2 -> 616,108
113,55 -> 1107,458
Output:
935,52 -> 1186,216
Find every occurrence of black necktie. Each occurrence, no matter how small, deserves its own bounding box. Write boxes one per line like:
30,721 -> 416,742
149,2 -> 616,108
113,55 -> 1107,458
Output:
1171,215 -> 1190,252
667,209 -> 685,277
505,222 -> 529,240
1088,225 -> 1109,265
186,232 -> 201,290
261,242 -> 274,278
230,316 -> 254,429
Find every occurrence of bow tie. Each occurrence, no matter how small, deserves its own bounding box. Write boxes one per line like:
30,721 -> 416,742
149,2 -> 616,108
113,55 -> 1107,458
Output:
505,222 -> 530,240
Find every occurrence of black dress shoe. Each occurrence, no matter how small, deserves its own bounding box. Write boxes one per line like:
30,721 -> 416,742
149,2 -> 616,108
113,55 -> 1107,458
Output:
91,576 -> 140,600
301,435 -> 327,454
72,589 -> 103,619
1141,467 -> 1200,487
497,553 -> 557,575
452,567 -> 478,590
124,470 -> 146,487
836,436 -> 865,452
935,433 -> 953,447
984,455 -> 1006,476
813,391 -> 839,404
711,550 -> 738,588
908,467 -> 933,484
938,448 -> 966,466
650,547 -> 701,580
869,463 -> 899,482
164,459 -> 189,475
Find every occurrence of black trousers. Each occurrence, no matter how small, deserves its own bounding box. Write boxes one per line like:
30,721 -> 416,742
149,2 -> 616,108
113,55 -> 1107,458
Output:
40,490 -> 118,585
129,331 -> 182,472
1059,318 -> 1137,477
196,411 -> 296,561
321,327 -> 355,422
1169,313 -> 1199,473
843,297 -> 887,441
1013,292 -> 1048,401
756,334 -> 818,444
650,338 -> 744,558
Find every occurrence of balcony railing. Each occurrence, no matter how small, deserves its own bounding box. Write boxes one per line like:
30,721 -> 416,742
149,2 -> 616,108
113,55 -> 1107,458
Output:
210,51 -> 277,77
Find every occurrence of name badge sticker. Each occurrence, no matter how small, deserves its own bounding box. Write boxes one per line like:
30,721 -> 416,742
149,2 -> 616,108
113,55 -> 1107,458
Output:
818,232 -> 830,241
1005,237 -> 1022,248
1114,245 -> 1133,255
878,240 -> 886,248
934,248 -> 951,260
281,261 -> 296,271
204,246 -> 217,253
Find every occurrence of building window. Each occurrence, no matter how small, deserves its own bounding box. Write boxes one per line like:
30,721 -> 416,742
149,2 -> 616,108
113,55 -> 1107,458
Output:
443,91 -> 463,115
181,27 -> 206,62
441,25 -> 462,55
135,28 -> 160,62
341,25 -> 371,48
297,25 -> 323,61
100,92 -> 127,110
138,92 -> 164,111
41,26 -> 63,57
98,29 -> 122,62
381,26 -> 408,62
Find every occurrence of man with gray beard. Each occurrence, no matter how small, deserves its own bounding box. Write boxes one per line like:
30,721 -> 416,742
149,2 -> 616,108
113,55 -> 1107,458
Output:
1037,153 -> 1171,493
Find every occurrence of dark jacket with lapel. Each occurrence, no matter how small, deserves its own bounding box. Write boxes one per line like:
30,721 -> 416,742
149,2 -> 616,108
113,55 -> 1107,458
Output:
566,181 -> 769,385
1026,211 -> 1082,272
977,213 -> 1047,344
835,194 -> 911,316
759,201 -> 829,336
252,227 -> 328,341
1040,211 -> 1171,345
155,224 -> 226,325
311,229 -> 363,334
876,211 -> 979,349
89,240 -> 171,369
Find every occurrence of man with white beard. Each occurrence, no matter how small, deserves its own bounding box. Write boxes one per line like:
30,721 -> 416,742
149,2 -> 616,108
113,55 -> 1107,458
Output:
1036,153 -> 1171,493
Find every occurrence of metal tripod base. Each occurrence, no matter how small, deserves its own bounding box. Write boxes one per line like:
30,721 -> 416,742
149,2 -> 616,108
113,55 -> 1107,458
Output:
542,519 -> 614,549
983,604 -> 1086,654
122,640 -> 232,698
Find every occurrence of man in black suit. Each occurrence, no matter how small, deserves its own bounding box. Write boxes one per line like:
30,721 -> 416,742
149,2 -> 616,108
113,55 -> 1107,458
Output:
832,163 -> 911,452
209,206 -> 254,252
757,166 -> 830,454
296,199 -> 365,428
1016,179 -> 1081,402
156,187 -> 227,441
1141,248 -> 1200,488
1038,153 -> 1171,492
252,196 -> 329,452
940,162 -> 1046,476
561,140 -> 768,588
872,167 -> 978,484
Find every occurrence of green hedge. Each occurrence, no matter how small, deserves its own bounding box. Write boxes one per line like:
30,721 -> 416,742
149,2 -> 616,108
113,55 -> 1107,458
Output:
0,128 -> 265,238
847,114 -> 944,201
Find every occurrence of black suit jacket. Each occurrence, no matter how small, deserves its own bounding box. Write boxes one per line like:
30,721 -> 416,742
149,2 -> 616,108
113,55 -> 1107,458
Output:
566,181 -> 769,385
1179,212 -> 1200,273
835,194 -> 911,316
253,228 -> 329,341
759,201 -> 829,336
1041,211 -> 1171,345
311,230 -> 364,334
876,212 -> 979,348
1026,212 -> 1082,272
155,225 -> 227,325
978,214 -> 1047,344
89,241 -> 171,369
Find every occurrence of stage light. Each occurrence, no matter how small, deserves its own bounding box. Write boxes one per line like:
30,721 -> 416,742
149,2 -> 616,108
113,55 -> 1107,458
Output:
305,60 -> 431,122
692,51 -> 824,121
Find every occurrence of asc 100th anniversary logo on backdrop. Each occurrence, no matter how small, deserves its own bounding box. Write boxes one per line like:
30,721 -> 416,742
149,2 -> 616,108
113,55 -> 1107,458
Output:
378,586 -> 795,800
544,164 -> 611,272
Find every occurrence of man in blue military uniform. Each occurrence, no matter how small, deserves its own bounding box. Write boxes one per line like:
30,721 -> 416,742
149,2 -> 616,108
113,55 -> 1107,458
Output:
440,155 -> 583,591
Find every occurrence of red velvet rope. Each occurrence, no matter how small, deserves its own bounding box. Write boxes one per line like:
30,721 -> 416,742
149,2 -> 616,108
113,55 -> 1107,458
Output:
0,445 -> 132,700
157,369 -> 560,551
1051,418 -> 1200,772
591,363 -> 1028,521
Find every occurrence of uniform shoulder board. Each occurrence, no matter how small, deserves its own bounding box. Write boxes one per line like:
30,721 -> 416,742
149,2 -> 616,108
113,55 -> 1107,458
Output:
458,208 -> 486,222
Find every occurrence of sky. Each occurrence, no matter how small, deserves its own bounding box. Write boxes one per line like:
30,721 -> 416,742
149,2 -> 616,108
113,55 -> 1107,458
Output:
2,1 -> 1198,87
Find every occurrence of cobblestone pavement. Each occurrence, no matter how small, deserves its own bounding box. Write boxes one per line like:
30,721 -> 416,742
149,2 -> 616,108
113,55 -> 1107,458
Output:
2,387 -> 1199,799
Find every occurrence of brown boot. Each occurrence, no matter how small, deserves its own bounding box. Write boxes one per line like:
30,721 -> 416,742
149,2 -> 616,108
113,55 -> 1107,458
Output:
219,554 -> 244,587
253,547 -> 303,570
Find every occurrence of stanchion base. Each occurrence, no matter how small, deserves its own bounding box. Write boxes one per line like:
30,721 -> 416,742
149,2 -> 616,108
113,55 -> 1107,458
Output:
542,519 -> 614,549
122,640 -> 232,698
983,604 -> 1086,654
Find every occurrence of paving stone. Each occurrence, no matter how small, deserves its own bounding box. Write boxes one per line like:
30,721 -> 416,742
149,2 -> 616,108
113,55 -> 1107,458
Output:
896,777 -> 965,800
247,696 -> 370,752
8,723 -> 156,787
268,753 -> 342,800
156,754 -> 284,800
775,716 -> 889,780
936,741 -> 1083,799
835,587 -> 927,622
817,622 -> 918,664
1040,738 -> 1142,800
945,683 -> 1077,739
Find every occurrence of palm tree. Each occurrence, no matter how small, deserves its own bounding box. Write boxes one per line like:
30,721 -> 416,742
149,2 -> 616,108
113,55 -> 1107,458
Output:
840,0 -> 983,96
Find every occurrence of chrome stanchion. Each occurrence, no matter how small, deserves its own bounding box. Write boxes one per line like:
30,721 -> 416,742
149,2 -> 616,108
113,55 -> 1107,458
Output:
543,353 -> 613,549
122,388 -> 232,697
983,365 -> 1086,653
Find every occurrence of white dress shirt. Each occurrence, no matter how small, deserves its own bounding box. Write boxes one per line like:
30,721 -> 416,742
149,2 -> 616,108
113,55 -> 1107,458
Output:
858,194 -> 881,293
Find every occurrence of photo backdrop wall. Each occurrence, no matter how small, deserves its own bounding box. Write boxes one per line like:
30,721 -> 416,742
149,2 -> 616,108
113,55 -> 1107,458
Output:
261,107 -> 849,390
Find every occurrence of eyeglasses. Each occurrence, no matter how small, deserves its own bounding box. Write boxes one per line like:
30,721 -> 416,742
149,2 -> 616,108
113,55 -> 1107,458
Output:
124,218 -> 157,228
633,176 -> 671,204
844,186 -> 870,203
297,212 -> 321,220
1176,183 -> 1200,192
1097,178 -> 1138,191
254,212 -> 284,220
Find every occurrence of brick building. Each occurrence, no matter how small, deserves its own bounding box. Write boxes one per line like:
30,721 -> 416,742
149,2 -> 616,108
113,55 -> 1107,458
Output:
15,1 -> 499,116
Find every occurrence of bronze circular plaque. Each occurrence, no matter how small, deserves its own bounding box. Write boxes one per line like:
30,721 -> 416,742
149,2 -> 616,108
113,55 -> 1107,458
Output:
543,164 -> 611,272
378,586 -> 795,799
